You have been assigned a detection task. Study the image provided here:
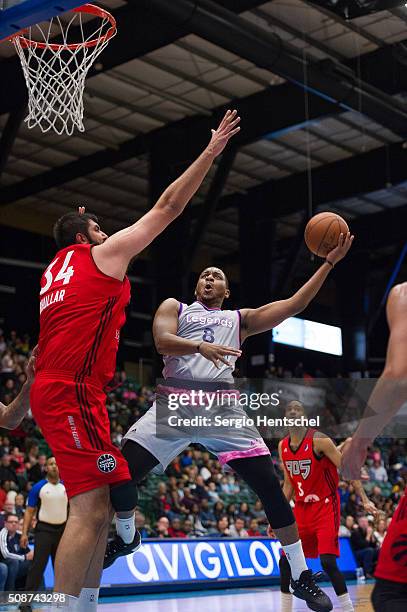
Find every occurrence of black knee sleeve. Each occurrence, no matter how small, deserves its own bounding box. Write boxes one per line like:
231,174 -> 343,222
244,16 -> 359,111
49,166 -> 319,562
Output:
110,480 -> 138,513
279,555 -> 291,593
320,554 -> 347,596
228,455 -> 295,529
122,439 -> 159,483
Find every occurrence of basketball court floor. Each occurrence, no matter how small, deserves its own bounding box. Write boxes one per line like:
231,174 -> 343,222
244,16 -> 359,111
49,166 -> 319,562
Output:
98,582 -> 375,611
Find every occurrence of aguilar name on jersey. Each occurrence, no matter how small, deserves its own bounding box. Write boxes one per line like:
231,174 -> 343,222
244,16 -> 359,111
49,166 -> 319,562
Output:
163,301 -> 241,382
282,428 -> 339,504
36,244 -> 130,388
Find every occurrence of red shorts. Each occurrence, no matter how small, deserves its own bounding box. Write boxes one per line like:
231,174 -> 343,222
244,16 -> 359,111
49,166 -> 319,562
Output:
30,375 -> 131,498
293,494 -> 340,558
375,492 -> 407,583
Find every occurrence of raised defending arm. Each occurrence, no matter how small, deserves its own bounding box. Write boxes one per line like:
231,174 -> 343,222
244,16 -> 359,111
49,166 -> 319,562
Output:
92,110 -> 240,280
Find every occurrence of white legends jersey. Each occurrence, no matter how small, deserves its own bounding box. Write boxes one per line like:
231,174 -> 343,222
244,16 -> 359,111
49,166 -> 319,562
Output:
162,301 -> 241,382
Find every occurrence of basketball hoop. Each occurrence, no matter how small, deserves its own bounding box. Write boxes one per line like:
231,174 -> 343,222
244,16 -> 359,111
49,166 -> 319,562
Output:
11,4 -> 117,135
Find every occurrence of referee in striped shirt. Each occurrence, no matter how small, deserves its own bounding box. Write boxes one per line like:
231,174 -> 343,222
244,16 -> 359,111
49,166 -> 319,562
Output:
20,457 -> 68,601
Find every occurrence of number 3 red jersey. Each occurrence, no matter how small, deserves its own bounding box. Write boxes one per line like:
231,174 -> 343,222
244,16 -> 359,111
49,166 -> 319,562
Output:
36,244 -> 131,389
281,429 -> 339,503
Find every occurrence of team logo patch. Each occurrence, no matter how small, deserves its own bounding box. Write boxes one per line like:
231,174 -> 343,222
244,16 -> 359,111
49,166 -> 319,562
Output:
97,454 -> 117,473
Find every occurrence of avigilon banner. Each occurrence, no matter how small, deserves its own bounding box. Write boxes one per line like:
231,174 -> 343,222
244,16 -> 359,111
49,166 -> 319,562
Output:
44,538 -> 356,589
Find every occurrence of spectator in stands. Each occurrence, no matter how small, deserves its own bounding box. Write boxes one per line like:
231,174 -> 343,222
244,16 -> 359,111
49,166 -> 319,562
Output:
199,499 -> 216,530
338,481 -> 350,513
168,518 -> 186,538
210,516 -> 230,537
154,482 -> 172,517
135,512 -> 150,539
1,437 -> 11,456
247,518 -> 261,537
27,454 -> 47,484
1,350 -> 14,375
0,501 -> 16,530
0,378 -> 17,403
185,503 -> 206,536
207,481 -> 220,503
229,516 -> 248,538
369,457 -> 388,483
345,488 -> 361,518
180,450 -> 193,468
14,493 -> 25,520
0,513 -> 33,589
0,455 -> 18,485
238,502 -> 252,525
220,476 -> 231,495
167,480 -> 184,517
373,518 -> 387,547
153,517 -> 170,539
166,456 -> 183,479
370,485 -> 384,510
251,499 -> 267,525
213,501 -> 225,521
182,519 -> 193,538
227,475 -> 240,495
226,503 -> 238,522
10,447 -> 25,476
339,515 -> 356,537
181,488 -> 199,513
199,455 -> 212,482
350,516 -> 379,578
26,444 -> 39,468
193,475 -> 209,501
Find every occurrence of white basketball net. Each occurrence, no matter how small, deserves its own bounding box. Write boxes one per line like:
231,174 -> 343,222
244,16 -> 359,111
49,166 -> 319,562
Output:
12,6 -> 116,135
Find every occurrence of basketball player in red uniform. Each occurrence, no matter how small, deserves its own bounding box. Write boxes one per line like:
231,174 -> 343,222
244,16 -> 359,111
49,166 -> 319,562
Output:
30,109 -> 241,608
276,400 -> 376,612
341,283 -> 407,610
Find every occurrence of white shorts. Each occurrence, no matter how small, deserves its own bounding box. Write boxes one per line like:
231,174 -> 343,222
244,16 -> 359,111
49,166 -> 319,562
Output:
123,400 -> 270,472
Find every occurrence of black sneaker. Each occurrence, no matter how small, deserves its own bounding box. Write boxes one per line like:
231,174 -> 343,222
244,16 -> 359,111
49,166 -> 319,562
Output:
290,569 -> 333,611
103,530 -> 141,569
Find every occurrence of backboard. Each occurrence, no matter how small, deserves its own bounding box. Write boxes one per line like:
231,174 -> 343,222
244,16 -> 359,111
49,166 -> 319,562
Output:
0,0 -> 83,40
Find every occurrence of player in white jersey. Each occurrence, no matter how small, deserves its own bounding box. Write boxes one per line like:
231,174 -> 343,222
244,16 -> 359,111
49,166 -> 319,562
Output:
106,235 -> 353,611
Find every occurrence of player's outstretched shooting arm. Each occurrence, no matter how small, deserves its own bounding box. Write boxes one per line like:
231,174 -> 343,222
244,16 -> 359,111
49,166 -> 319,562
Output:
341,282 -> 407,480
0,346 -> 37,429
153,298 -> 242,368
92,110 -> 240,280
239,233 -> 354,341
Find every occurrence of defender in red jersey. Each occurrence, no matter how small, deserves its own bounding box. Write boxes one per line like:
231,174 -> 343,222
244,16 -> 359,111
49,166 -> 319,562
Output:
276,401 -> 376,612
30,109 -> 241,606
341,283 -> 407,610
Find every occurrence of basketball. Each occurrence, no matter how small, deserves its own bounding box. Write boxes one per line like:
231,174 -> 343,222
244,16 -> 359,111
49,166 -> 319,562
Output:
304,212 -> 349,258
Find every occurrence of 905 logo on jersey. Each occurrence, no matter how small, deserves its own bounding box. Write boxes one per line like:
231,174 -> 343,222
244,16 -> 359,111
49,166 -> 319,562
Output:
285,459 -> 311,479
97,454 -> 117,473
